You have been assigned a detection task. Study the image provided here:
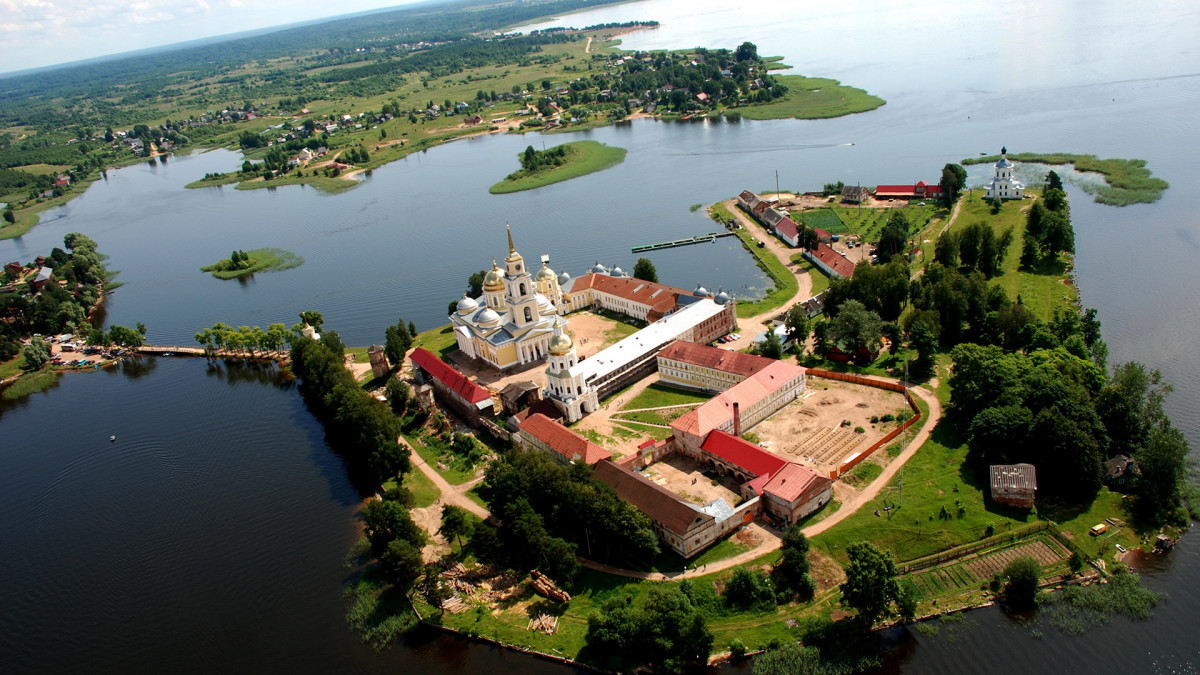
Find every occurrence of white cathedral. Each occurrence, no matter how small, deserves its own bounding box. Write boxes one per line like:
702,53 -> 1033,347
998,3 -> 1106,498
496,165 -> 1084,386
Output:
984,146 -> 1025,200
448,225 -> 568,370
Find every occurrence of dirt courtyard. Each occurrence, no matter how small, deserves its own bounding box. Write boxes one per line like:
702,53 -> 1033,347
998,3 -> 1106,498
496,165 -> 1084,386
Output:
642,454 -> 742,507
752,379 -> 909,474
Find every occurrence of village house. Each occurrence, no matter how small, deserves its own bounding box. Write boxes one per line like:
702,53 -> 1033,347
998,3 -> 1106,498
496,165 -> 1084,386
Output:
1104,455 -> 1140,492
840,185 -> 870,204
990,463 -> 1037,509
804,242 -> 856,279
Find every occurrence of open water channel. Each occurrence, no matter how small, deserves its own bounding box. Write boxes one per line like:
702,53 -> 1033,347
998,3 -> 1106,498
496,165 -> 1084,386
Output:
3,0 -> 1200,671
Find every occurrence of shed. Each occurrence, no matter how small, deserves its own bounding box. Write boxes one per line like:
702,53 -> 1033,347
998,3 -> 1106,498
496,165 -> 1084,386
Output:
990,463 -> 1037,509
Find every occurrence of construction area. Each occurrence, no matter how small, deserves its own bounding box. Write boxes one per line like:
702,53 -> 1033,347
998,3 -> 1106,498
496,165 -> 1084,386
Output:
752,379 -> 911,475
640,453 -> 745,507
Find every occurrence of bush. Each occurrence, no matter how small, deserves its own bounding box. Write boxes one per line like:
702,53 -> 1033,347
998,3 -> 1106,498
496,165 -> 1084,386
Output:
724,567 -> 776,611
729,638 -> 747,660
1002,555 -> 1042,610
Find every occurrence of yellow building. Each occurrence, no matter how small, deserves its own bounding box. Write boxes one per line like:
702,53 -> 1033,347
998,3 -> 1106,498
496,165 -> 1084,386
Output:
449,226 -> 567,370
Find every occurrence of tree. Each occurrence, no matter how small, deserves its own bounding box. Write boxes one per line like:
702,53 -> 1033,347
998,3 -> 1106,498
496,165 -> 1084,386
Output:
941,163 -> 967,206
440,504 -> 474,550
771,301 -> 801,340
1040,211 -> 1075,257
1135,424 -> 1190,524
633,257 -> 658,283
384,319 -> 412,365
773,526 -> 816,601
1043,187 -> 1068,213
735,41 -> 759,62
298,310 -> 324,333
875,212 -> 909,263
22,338 -> 51,369
1020,231 -> 1040,269
840,541 -> 900,627
751,643 -> 823,675
362,499 -> 425,556
1001,555 -> 1041,610
1046,170 -> 1064,191
933,231 -> 958,268
724,567 -> 776,610
369,442 -> 410,482
828,299 -> 883,361
381,539 -> 425,594
758,327 -> 784,359
2,204 -> 14,224
385,378 -> 410,414
958,222 -> 982,270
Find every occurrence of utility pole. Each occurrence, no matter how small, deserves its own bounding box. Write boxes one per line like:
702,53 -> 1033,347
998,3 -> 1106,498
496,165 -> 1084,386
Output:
776,169 -> 780,199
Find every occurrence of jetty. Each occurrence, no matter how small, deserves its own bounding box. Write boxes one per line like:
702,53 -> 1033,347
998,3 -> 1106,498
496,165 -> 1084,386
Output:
136,345 -> 288,361
631,231 -> 734,253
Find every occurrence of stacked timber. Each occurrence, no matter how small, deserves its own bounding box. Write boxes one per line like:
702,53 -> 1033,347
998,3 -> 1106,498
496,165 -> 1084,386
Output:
527,613 -> 559,634
530,570 -> 570,603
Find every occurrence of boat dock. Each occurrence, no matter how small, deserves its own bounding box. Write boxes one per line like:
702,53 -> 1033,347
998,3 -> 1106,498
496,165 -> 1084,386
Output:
631,231 -> 734,253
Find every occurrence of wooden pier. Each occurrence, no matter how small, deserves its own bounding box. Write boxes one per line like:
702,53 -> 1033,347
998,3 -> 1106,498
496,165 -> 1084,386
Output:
630,231 -> 734,253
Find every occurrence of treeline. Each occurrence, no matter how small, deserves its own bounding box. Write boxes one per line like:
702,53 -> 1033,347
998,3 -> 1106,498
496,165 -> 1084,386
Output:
289,314 -> 410,485
194,321 -> 292,355
515,144 -> 568,174
0,232 -> 113,359
1019,173 -> 1075,266
472,450 -> 661,584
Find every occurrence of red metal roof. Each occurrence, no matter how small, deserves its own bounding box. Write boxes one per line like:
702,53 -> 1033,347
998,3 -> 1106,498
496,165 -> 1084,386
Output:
673,360 -> 808,438
521,413 -> 611,465
569,273 -> 690,316
811,243 -> 856,278
409,348 -> 492,404
701,429 -> 788,478
874,183 -> 944,198
593,460 -> 713,536
762,462 -> 832,503
775,216 -> 800,242
657,340 -> 773,378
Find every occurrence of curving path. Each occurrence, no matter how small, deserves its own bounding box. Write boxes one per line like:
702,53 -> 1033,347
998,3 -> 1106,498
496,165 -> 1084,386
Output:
406,436 -> 492,521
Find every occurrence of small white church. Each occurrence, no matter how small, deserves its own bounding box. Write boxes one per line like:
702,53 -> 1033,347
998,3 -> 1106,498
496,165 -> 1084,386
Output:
984,146 -> 1025,200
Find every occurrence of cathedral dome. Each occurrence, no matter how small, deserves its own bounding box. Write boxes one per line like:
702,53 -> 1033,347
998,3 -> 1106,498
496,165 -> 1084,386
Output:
557,271 -> 571,286
610,266 -> 625,278
476,308 -> 501,326
548,333 -> 574,355
483,263 -> 505,291
693,283 -> 709,297
456,295 -> 479,314
714,288 -> 731,305
590,261 -> 608,274
536,264 -> 557,282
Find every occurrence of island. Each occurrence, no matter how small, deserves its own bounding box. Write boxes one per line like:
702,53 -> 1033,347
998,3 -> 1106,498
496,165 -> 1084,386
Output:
200,248 -> 303,280
962,152 -> 1169,205
489,140 -> 625,194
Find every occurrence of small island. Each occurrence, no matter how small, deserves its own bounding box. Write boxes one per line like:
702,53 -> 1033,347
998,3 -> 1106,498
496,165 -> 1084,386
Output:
489,140 -> 626,194
962,152 -> 1168,206
201,248 -> 304,280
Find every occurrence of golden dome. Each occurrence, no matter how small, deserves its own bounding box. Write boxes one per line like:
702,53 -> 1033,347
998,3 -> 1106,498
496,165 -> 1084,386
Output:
483,260 -> 504,291
536,263 -> 557,282
548,333 -> 574,355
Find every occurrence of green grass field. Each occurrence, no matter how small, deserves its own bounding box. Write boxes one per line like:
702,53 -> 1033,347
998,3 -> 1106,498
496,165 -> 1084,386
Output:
737,75 -> 885,120
489,141 -> 626,194
403,466 -> 441,508
621,383 -> 711,410
790,253 -> 831,297
412,324 -> 459,358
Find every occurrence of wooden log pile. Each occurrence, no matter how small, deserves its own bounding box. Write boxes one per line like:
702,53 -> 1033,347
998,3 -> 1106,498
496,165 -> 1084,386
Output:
530,570 -> 570,603
527,613 -> 559,634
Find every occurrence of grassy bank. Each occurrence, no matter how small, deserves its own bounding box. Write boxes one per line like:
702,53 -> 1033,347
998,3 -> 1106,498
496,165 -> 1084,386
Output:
962,153 -> 1168,205
489,141 -> 626,194
709,202 -> 799,319
185,172 -> 245,189
738,75 -> 885,120
201,248 -> 304,279
2,370 -> 59,400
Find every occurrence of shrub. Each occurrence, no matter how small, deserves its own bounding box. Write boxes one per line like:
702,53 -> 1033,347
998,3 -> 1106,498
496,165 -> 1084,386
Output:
729,638 -> 747,660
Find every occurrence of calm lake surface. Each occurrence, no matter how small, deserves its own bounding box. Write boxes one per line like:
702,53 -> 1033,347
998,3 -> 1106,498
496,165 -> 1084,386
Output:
3,0 -> 1200,671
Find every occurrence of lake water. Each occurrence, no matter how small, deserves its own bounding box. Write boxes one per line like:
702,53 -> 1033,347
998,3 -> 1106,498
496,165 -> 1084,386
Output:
3,0 -> 1200,671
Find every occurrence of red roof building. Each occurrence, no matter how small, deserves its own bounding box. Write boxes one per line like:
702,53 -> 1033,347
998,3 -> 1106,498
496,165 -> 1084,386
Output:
805,242 -> 856,279
410,348 -> 494,424
565,273 -> 695,322
873,181 -> 943,200
774,216 -> 800,247
672,360 -> 808,448
657,340 -> 774,393
701,430 -> 787,480
519,413 -> 611,466
592,460 -> 717,557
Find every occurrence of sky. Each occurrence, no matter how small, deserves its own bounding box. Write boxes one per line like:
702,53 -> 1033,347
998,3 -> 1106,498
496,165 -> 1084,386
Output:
0,0 -> 424,74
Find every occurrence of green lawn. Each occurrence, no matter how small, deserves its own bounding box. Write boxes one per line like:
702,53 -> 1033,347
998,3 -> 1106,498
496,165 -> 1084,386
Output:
403,466 -> 441,508
621,382 -> 711,410
489,141 -> 626,194
0,352 -> 27,380
407,434 -> 478,485
790,254 -> 830,297
412,324 -> 458,358
949,189 -> 1077,320
201,248 -> 304,279
184,172 -> 245,189
737,75 -> 885,120
710,204 -> 798,319
1,369 -> 58,400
